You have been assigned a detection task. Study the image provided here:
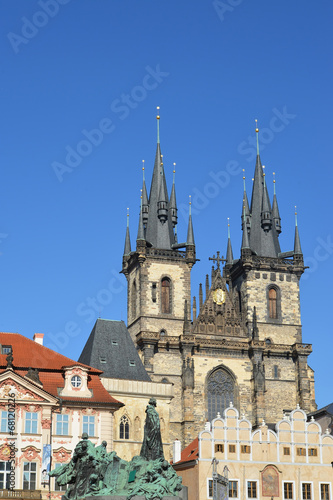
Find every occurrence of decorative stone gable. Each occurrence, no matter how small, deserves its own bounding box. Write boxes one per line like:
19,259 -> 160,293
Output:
192,268 -> 246,338
59,365 -> 92,398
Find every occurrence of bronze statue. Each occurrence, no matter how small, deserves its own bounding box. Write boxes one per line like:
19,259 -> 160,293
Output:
140,398 -> 164,461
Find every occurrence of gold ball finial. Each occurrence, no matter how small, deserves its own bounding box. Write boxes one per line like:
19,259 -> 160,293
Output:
227,217 -> 230,227
189,194 -> 192,205
255,118 -> 259,133
295,205 -> 297,215
156,106 -> 160,120
273,171 -> 276,183
142,159 -> 145,171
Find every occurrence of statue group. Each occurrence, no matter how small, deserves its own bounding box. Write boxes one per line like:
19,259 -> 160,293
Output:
50,398 -> 183,500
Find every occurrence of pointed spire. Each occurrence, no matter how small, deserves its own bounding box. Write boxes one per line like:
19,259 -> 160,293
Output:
226,218 -> 234,264
272,172 -> 281,235
186,196 -> 195,246
199,283 -> 203,311
294,206 -> 302,255
255,119 -> 260,156
141,160 -> 149,227
241,205 -> 250,250
205,274 -> 209,298
137,193 -> 145,240
193,296 -> 197,321
241,169 -> 251,233
157,164 -> 168,224
169,163 -> 178,228
123,208 -> 131,256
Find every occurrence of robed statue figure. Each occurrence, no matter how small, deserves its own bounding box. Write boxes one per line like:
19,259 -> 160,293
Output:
140,397 -> 164,461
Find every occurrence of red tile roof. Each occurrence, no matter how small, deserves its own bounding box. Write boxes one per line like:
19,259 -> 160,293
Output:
0,332 -> 122,406
173,437 -> 199,465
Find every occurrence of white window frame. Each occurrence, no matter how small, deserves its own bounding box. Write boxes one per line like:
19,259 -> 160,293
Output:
229,479 -> 240,499
56,414 -> 69,436
0,461 -> 12,489
247,480 -> 259,500
0,411 -> 9,433
283,480 -> 296,500
82,415 -> 95,437
319,483 -> 332,500
25,412 -> 38,434
301,482 -> 313,500
23,462 -> 37,490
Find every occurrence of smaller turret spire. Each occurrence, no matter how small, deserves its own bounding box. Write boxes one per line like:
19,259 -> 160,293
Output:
157,165 -> 168,224
123,208 -> 131,256
261,166 -> 272,232
226,218 -> 234,264
156,106 -> 160,144
242,169 -> 251,233
186,195 -> 195,246
241,205 -> 250,250
294,206 -> 302,255
252,306 -> 259,340
169,163 -> 178,228
141,160 -> 149,227
137,192 -> 145,240
272,172 -> 281,235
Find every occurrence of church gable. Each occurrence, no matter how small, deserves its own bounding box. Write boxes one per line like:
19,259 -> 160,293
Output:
192,267 -> 246,339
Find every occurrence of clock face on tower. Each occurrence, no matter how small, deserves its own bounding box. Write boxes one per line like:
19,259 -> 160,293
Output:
213,288 -> 226,305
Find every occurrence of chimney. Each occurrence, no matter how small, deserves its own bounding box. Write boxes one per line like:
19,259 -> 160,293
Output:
173,439 -> 181,464
33,333 -> 44,346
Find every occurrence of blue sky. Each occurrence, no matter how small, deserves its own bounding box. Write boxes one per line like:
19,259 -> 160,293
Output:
0,1 -> 332,410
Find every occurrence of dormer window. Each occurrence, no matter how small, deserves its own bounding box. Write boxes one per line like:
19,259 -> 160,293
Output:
1,346 -> 11,354
71,376 -> 82,388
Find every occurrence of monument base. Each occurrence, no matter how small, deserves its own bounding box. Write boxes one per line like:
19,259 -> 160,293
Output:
85,486 -> 188,500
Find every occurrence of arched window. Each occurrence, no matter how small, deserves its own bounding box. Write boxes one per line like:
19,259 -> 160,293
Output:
268,288 -> 277,319
161,278 -> 171,314
131,281 -> 137,319
207,367 -> 236,421
119,415 -> 130,440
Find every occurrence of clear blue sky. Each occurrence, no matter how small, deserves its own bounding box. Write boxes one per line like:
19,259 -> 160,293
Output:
0,1 -> 332,410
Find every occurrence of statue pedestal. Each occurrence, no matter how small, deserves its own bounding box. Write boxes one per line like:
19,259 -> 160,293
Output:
85,487 -> 188,500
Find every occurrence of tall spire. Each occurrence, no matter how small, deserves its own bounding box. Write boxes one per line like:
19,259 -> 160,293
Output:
169,163 -> 178,228
294,206 -> 302,255
247,120 -> 281,258
144,107 -> 175,249
186,196 -> 195,246
141,160 -> 149,227
123,208 -> 131,256
242,169 -> 251,233
241,204 -> 250,251
226,218 -> 234,264
272,172 -> 281,235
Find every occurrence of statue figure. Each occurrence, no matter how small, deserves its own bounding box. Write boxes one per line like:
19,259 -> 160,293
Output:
140,398 -> 164,461
6,351 -> 13,368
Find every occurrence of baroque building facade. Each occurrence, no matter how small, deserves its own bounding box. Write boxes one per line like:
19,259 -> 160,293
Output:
121,116 -> 316,448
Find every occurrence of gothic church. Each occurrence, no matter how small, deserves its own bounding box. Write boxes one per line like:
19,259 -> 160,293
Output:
120,113 -> 316,447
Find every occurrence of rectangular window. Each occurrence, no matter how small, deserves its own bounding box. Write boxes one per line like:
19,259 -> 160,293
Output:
229,481 -> 238,498
302,483 -> 312,500
321,484 -> 330,500
0,411 -> 9,433
283,447 -> 290,455
248,481 -> 257,498
297,447 -> 306,456
273,365 -> 279,379
23,462 -> 36,490
284,482 -> 293,499
25,412 -> 38,434
54,463 -> 67,491
215,444 -> 224,453
82,415 -> 95,437
56,414 -> 69,435
208,479 -> 213,498
229,444 -> 236,453
241,445 -> 251,453
0,461 -> 11,489
1,346 -> 11,354
308,448 -> 317,456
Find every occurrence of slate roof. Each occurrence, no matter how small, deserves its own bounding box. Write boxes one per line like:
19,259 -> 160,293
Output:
78,319 -> 151,381
0,332 -> 122,406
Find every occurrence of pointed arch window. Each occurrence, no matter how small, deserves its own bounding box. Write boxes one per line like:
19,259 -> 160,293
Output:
119,415 -> 130,440
161,277 -> 171,314
268,288 -> 277,318
207,367 -> 237,421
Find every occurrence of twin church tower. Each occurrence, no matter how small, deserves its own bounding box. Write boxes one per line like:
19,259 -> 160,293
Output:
121,112 -> 316,446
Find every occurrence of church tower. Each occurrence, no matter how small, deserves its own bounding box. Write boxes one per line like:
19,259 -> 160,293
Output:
121,118 -> 316,448
121,110 -> 196,381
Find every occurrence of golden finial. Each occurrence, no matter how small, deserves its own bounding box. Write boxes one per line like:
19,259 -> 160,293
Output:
142,159 -> 145,171
157,106 -> 160,143
156,106 -> 160,120
127,207 -> 129,216
255,118 -> 259,133
273,172 -> 276,194
255,119 -> 259,155
189,194 -> 192,205
295,205 -> 298,226
227,217 -> 230,238
173,162 -> 176,174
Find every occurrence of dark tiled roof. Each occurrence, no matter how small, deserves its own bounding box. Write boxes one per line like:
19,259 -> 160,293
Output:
78,319 -> 151,382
